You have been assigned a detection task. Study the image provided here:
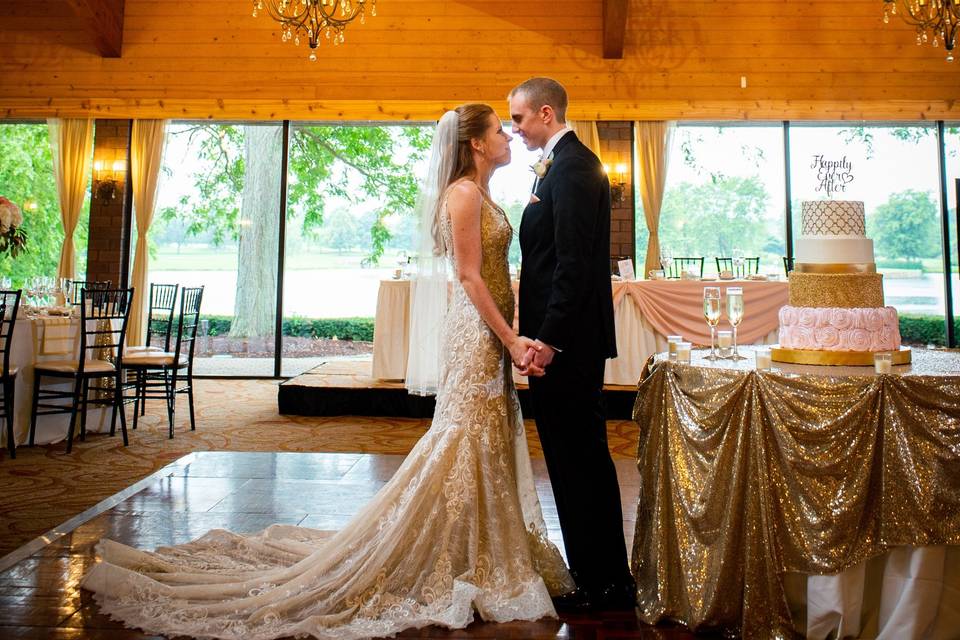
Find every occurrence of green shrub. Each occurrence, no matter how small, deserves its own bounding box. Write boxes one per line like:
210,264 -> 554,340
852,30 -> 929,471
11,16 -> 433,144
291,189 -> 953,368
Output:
197,315 -> 374,341
899,314 -> 959,346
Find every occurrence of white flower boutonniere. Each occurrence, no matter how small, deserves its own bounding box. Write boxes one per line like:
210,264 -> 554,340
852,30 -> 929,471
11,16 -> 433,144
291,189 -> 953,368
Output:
531,157 -> 553,179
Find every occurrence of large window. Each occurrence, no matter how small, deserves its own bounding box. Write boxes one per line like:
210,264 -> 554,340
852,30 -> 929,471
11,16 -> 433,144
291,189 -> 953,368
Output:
280,123 -> 432,377
0,122 -> 92,285
646,124 -> 786,279
152,123 -> 283,376
788,124 -> 944,341
945,124 -> 960,337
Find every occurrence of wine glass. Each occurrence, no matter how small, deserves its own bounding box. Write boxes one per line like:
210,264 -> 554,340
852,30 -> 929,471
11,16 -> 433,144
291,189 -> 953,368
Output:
732,248 -> 745,279
660,246 -> 673,278
726,286 -> 746,360
703,286 -> 722,360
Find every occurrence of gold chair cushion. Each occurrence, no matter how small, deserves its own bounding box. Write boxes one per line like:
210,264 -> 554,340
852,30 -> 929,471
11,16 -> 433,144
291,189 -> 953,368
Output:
123,352 -> 188,367
35,359 -> 116,374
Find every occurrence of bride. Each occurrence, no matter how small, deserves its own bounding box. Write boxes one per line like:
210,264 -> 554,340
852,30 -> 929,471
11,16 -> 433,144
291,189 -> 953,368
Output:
81,104 -> 575,639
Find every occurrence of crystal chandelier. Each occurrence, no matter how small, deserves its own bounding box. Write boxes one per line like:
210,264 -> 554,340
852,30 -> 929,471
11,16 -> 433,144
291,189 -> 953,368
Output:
252,0 -> 376,60
882,0 -> 959,61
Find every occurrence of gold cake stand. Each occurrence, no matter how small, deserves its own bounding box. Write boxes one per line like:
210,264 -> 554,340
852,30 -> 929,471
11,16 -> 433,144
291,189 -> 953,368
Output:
770,345 -> 912,366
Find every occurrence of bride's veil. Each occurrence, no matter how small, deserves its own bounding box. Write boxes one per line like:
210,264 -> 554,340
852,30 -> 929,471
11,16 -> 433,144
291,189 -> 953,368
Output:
405,110 -> 459,396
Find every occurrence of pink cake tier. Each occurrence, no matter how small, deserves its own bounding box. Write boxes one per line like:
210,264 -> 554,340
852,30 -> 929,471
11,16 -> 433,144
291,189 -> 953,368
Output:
777,305 -> 901,352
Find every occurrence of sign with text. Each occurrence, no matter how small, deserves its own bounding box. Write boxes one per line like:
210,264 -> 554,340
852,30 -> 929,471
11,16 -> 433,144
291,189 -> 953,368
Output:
811,154 -> 855,198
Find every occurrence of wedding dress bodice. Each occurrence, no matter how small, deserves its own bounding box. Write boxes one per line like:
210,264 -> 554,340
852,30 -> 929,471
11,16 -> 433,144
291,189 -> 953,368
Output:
81,191 -> 573,640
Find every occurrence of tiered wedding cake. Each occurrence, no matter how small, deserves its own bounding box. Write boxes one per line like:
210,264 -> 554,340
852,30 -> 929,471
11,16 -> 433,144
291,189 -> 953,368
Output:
772,200 -> 909,365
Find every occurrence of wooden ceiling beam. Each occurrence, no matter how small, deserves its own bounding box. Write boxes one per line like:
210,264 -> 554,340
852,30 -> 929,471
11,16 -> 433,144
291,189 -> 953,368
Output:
602,0 -> 628,59
64,0 -> 125,58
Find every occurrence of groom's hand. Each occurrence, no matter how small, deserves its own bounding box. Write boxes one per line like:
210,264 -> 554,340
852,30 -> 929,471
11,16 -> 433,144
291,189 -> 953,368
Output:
531,340 -> 556,369
517,347 -> 545,377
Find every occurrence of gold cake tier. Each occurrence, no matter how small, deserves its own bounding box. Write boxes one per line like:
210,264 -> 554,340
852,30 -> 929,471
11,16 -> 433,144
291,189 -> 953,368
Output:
788,271 -> 884,308
770,345 -> 912,366
794,262 -> 876,274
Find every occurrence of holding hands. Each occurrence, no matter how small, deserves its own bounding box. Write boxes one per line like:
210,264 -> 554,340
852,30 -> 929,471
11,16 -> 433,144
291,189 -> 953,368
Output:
509,335 -> 546,377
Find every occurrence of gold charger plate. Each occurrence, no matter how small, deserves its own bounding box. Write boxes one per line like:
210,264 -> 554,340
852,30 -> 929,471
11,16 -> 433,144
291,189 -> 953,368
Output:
770,345 -> 912,366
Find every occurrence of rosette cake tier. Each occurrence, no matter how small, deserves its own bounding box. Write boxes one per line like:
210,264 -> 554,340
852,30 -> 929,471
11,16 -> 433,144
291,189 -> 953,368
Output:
772,200 -> 910,365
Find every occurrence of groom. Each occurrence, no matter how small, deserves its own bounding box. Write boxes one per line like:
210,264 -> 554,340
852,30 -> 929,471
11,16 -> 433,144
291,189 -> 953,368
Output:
509,78 -> 635,610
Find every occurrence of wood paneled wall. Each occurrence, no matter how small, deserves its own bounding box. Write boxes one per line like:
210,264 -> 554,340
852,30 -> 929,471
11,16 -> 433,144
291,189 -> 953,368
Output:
2,0 -> 960,121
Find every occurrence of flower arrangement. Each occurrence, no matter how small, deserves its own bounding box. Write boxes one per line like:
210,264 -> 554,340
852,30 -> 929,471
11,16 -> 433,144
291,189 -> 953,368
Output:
0,196 -> 28,258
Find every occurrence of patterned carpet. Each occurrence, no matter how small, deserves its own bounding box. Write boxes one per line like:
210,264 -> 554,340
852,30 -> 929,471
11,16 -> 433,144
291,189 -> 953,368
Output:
0,379 -> 640,558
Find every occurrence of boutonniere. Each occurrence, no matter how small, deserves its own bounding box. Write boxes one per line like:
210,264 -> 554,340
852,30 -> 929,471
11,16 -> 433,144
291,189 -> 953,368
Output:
531,156 -> 553,178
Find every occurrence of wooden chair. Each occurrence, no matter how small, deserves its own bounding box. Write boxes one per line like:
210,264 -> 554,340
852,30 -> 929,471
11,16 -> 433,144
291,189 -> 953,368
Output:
0,290 -> 22,459
715,257 -> 760,278
29,288 -> 134,453
124,286 -> 203,438
68,280 -> 111,306
661,257 -> 704,279
783,256 -> 795,277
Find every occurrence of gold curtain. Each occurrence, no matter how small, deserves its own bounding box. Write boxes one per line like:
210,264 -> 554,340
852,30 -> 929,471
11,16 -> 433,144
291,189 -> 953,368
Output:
127,120 -> 168,346
47,118 -> 94,280
631,350 -> 960,638
568,120 -> 601,158
634,121 -> 674,278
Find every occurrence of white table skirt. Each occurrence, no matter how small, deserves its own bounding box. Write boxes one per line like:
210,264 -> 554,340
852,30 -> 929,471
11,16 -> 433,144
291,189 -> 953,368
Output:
788,546 -> 960,639
2,316 -> 113,448
371,280 -> 780,386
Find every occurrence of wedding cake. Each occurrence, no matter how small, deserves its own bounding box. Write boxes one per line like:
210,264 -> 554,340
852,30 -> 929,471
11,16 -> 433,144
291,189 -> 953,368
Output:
773,200 -> 908,365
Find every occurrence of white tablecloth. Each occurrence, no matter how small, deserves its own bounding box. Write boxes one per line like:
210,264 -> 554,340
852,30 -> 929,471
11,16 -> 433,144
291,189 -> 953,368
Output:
2,314 -> 113,448
371,279 -> 784,386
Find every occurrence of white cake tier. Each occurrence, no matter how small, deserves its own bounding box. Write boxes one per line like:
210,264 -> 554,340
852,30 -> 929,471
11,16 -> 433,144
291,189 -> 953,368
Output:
795,236 -> 874,264
801,200 -> 866,237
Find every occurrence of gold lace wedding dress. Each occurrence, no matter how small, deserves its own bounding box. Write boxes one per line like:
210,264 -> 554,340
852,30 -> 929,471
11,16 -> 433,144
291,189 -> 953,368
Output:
81,197 -> 574,639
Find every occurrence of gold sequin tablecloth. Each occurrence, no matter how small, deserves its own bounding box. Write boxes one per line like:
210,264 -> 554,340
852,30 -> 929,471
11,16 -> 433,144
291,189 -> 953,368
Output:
631,347 -> 960,639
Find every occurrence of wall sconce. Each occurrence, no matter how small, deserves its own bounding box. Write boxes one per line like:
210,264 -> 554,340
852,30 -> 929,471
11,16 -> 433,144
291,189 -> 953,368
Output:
604,162 -> 628,206
93,159 -> 126,200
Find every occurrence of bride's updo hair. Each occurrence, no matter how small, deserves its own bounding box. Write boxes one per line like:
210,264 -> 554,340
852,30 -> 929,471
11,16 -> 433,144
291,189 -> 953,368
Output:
451,103 -> 496,183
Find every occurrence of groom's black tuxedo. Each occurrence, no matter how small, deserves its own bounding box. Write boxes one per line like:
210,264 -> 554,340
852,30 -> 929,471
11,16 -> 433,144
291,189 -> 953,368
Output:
518,133 -> 616,363
518,131 -> 632,596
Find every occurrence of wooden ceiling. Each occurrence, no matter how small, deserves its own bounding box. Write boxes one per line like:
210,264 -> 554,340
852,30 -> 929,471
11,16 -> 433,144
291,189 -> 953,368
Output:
1,0 -> 959,121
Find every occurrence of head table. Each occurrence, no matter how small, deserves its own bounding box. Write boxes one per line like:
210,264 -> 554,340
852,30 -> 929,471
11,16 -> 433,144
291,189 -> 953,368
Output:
1,312 -> 115,449
372,278 -> 788,386
632,346 -> 960,639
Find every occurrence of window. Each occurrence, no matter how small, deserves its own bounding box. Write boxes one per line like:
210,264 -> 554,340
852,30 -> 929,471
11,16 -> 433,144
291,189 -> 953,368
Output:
650,124 -> 786,278
152,122 -> 283,376
0,122 -> 91,285
788,124 -> 945,342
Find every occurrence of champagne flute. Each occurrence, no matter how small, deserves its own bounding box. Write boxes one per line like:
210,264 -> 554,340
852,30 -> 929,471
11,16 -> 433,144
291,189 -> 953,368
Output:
726,286 -> 746,360
732,247 -> 745,279
661,246 -> 673,278
703,286 -> 722,360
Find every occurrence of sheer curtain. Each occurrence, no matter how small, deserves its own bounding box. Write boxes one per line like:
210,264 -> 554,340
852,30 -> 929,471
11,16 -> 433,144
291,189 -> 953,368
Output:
47,118 -> 94,280
634,121 -> 674,278
127,120 -> 167,346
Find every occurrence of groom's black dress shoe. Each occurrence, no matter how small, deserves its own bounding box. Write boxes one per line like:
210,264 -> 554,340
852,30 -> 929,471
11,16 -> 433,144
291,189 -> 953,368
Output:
551,587 -> 596,613
596,581 -> 637,610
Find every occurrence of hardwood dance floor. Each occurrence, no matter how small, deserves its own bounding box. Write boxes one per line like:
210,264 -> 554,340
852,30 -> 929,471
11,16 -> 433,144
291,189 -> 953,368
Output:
0,451 -> 710,639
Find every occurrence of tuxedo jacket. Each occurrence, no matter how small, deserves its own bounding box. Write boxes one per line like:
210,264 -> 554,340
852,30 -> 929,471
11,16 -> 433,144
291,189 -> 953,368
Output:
518,132 -> 617,363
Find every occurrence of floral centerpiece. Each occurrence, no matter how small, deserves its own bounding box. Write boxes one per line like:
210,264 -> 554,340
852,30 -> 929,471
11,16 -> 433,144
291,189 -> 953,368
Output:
0,196 -> 27,258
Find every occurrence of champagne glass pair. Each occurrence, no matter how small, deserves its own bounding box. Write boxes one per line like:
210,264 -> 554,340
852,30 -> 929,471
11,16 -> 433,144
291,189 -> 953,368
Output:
703,286 -> 746,360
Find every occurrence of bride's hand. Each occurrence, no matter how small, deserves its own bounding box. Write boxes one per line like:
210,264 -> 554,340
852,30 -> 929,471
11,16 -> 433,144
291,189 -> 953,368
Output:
509,336 -> 544,376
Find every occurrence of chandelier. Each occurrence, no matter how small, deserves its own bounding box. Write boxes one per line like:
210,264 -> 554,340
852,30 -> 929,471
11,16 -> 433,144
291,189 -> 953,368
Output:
882,0 -> 959,61
252,0 -> 376,60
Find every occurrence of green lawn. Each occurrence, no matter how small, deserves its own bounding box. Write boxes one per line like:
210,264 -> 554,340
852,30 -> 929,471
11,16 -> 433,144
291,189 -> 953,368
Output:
152,246 -> 407,271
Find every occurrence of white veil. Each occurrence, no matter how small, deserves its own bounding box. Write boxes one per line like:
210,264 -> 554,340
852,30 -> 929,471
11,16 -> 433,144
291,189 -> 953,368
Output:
405,110 -> 459,396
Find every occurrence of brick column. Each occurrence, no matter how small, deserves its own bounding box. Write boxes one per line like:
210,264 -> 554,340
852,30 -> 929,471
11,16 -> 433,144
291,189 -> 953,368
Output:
597,121 -> 635,273
87,119 -> 132,288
